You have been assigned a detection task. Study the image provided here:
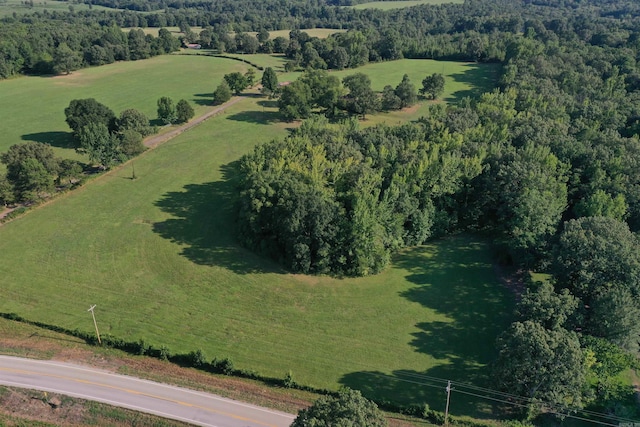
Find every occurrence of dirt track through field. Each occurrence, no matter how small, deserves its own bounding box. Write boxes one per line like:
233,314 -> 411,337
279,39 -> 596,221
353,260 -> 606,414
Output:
0,96 -> 245,222
144,96 -> 244,148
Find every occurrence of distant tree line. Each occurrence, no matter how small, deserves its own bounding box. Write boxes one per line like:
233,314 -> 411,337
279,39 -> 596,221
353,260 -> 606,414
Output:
0,21 -> 180,79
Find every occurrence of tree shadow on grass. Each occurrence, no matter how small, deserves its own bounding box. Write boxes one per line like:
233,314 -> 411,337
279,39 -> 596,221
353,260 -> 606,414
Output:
152,162 -> 283,274
257,100 -> 278,108
193,92 -> 213,106
22,131 -> 75,148
226,110 -> 281,125
340,236 -> 513,416
445,63 -> 501,103
340,367 -> 497,419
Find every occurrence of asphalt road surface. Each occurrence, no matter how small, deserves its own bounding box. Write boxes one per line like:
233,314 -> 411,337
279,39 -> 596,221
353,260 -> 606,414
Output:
0,355 -> 295,427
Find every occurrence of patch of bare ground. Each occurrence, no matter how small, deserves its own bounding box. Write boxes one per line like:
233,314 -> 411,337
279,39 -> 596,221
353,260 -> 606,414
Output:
493,264 -> 527,301
0,386 -> 191,426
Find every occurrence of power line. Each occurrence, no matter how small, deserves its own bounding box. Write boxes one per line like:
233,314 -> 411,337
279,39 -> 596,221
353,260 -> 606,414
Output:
373,370 -> 640,425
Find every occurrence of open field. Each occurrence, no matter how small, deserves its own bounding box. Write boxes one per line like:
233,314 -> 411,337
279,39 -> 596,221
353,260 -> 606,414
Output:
279,59 -> 501,122
351,0 -> 463,10
0,0 -> 114,16
0,54 -> 248,157
0,89 -> 511,419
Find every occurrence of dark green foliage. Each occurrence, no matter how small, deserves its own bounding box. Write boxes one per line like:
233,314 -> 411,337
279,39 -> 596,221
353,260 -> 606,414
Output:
1,142 -> 59,201
175,99 -> 195,124
116,109 -> 153,137
11,157 -> 55,202
65,99 -> 116,141
211,357 -> 234,375
394,74 -> 417,108
381,85 -> 401,111
0,176 -> 15,206
53,43 -> 81,75
277,80 -> 312,121
118,130 -> 146,158
516,281 -> 578,331
420,73 -> 445,100
589,286 -> 640,352
213,80 -> 232,105
223,72 -> 249,95
188,349 -> 207,368
57,159 -> 84,185
237,119 -> 482,276
77,123 -> 124,168
553,217 -> 640,304
291,388 -> 387,427
157,96 -> 177,125
493,321 -> 586,408
244,68 -> 256,87
261,67 -> 279,95
342,73 -> 379,119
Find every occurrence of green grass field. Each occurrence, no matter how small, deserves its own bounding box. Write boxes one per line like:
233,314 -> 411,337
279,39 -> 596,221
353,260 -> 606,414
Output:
0,55 -> 248,157
279,59 -> 501,123
351,0 -> 463,10
0,55 -> 508,415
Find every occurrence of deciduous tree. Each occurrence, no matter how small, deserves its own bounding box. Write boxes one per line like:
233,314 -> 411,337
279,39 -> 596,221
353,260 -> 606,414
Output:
175,99 -> 195,123
291,388 -> 387,427
420,73 -> 445,100
157,96 -> 177,125
213,80 -> 232,104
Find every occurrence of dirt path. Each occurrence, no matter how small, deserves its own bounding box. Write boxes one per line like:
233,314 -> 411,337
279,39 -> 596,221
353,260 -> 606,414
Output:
0,96 -> 245,224
144,96 -> 244,148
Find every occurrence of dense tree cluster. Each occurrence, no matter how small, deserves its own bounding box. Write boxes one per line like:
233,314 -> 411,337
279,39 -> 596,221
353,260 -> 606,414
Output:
236,116 -> 483,276
65,98 -> 151,168
277,70 -> 422,121
0,20 -> 180,79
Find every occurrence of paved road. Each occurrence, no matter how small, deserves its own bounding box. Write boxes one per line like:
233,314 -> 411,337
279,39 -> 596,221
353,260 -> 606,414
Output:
0,355 -> 295,427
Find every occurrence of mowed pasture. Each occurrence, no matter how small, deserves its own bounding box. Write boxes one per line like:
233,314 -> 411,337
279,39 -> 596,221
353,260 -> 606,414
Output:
0,54 -> 248,157
351,0 -> 463,10
0,56 -> 509,415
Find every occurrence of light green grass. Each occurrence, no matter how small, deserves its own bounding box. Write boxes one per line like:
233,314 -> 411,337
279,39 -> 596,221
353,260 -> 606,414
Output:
0,89 -> 512,415
0,54 -> 248,158
0,0 -> 114,16
351,0 -> 463,10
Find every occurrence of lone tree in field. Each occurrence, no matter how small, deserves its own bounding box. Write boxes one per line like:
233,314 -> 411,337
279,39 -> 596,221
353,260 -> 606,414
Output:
175,99 -> 195,123
261,67 -> 279,97
420,73 -> 445,100
213,80 -> 232,105
157,96 -> 177,124
291,388 -> 387,427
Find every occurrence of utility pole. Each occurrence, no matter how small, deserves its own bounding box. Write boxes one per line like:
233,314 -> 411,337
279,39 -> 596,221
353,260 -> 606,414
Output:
87,304 -> 101,345
444,380 -> 452,426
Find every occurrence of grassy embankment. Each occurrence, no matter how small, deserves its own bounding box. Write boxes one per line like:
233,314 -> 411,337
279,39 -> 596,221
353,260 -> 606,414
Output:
0,54 -> 509,417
